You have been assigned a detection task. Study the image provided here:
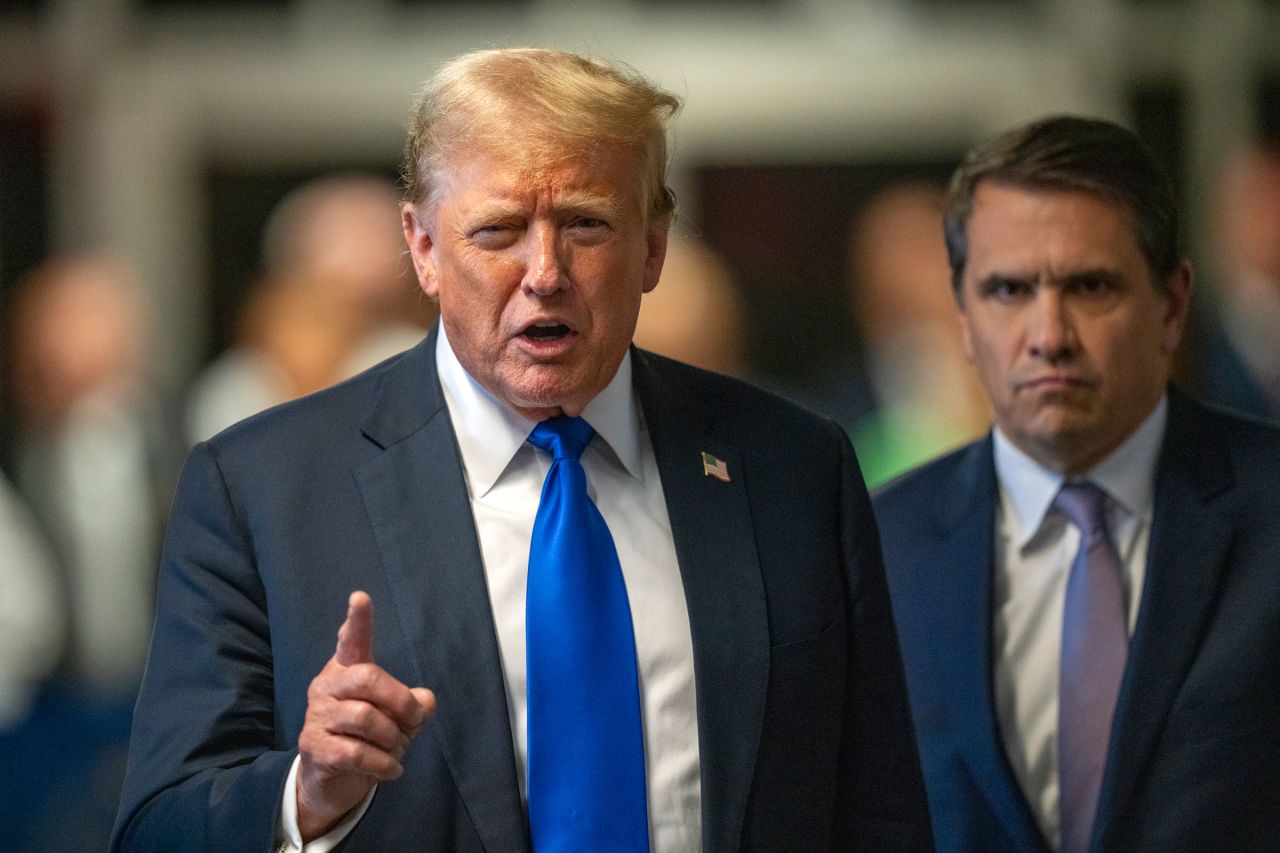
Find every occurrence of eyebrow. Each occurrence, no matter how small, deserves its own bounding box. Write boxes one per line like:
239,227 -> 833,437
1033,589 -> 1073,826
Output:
1058,268 -> 1124,286
552,190 -> 627,220
460,192 -> 628,228
975,273 -> 1031,292
975,267 -> 1124,289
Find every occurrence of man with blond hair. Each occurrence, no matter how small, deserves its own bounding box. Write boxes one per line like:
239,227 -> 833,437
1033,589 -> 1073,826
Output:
113,49 -> 929,851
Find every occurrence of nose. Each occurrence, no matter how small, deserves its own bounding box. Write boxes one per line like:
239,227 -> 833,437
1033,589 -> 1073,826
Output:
1027,288 -> 1077,363
522,223 -> 568,296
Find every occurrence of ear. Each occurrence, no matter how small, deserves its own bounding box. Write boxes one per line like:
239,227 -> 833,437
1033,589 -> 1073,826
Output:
402,203 -> 439,300
954,282 -> 977,363
1160,259 -> 1193,355
641,226 -> 669,294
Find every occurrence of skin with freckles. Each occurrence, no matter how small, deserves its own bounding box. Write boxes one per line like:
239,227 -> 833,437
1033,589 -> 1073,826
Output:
956,181 -> 1192,475
402,143 -> 668,421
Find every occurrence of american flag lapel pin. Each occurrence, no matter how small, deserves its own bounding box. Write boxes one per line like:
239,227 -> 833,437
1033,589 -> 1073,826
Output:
701,451 -> 730,483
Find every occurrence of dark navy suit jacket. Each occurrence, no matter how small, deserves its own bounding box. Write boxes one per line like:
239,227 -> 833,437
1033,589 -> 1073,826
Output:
111,330 -> 930,852
873,388 -> 1280,852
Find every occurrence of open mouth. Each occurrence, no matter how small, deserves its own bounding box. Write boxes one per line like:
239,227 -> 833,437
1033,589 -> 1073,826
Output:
522,322 -> 571,342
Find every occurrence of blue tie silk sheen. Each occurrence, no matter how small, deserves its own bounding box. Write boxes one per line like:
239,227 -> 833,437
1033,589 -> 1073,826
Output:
1055,482 -> 1128,853
526,416 -> 649,852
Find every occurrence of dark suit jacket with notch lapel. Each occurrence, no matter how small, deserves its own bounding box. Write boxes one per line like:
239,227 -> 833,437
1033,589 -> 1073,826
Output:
111,329 -> 931,852
872,387 -> 1280,852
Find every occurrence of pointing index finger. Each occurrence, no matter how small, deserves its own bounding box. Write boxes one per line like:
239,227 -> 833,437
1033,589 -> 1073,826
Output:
335,590 -> 374,666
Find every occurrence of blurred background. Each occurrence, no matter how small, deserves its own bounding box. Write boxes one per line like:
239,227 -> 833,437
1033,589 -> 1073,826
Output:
3,0 -> 1280,848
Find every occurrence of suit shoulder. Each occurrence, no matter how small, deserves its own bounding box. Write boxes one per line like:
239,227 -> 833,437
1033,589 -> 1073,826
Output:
870,438 -> 995,558
636,349 -> 839,438
1171,391 -> 1280,471
873,441 -> 980,516
1199,399 -> 1280,451
205,346 -> 414,455
1191,399 -> 1280,490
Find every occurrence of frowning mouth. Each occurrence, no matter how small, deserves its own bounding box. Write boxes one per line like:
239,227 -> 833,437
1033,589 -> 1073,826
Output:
1019,375 -> 1091,393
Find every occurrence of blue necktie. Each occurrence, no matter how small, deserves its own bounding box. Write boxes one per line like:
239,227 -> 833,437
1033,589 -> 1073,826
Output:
1056,482 -> 1128,853
525,416 -> 648,852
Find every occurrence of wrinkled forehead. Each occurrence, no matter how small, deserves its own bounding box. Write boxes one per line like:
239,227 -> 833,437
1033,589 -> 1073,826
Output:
428,136 -> 649,215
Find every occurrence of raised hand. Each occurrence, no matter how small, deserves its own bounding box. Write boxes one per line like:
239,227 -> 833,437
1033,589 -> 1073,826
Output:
296,591 -> 436,841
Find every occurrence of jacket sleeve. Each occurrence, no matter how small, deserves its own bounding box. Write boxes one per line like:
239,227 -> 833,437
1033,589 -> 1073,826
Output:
831,424 -> 935,850
110,441 -> 294,852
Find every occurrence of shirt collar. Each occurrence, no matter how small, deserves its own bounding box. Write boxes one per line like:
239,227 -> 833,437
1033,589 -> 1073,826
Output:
1087,395 -> 1166,520
434,323 -> 644,497
993,395 -> 1167,549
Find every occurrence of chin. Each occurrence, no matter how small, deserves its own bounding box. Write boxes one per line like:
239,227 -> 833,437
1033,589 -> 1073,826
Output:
514,363 -> 607,405
496,380 -> 576,417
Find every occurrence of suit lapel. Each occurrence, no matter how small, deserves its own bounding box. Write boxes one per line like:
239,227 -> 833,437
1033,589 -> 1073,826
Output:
921,439 -> 1048,851
632,351 -> 769,852
1094,391 -> 1235,849
354,333 -> 528,853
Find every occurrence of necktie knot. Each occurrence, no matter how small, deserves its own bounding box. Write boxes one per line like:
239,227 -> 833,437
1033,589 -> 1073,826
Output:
1054,481 -> 1109,539
528,415 -> 595,461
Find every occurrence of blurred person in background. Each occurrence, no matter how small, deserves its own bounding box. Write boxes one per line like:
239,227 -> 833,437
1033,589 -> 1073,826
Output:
0,470 -> 63,725
0,469 -> 68,849
844,183 -> 989,486
2,251 -> 180,850
1193,142 -> 1280,420
186,173 -> 432,442
632,234 -> 748,376
6,252 -> 176,697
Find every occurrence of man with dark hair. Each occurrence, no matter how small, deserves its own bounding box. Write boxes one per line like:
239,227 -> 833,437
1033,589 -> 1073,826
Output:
875,114 -> 1280,852
112,48 -> 930,851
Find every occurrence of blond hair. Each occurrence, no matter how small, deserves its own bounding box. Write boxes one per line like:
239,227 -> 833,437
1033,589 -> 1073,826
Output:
401,48 -> 681,226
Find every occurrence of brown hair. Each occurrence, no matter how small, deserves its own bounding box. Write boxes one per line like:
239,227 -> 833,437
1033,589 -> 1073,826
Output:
943,115 -> 1181,295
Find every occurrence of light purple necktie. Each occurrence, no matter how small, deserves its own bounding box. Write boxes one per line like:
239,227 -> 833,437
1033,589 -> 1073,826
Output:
1056,482 -> 1128,853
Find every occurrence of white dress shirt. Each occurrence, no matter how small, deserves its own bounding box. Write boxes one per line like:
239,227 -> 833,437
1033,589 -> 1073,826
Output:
17,384 -> 159,696
280,328 -> 701,852
0,473 -> 64,726
991,396 -> 1166,850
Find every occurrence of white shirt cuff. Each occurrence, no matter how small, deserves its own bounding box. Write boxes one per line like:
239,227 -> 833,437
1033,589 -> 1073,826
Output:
276,754 -> 377,853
